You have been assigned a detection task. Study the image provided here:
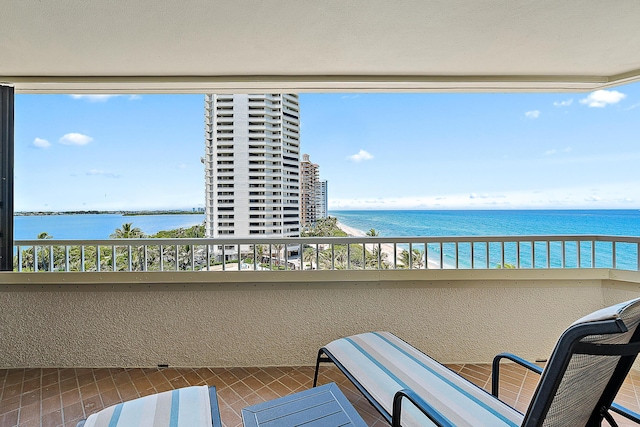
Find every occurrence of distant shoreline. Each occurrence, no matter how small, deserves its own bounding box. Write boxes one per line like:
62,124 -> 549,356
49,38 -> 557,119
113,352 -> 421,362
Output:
15,210 -> 204,217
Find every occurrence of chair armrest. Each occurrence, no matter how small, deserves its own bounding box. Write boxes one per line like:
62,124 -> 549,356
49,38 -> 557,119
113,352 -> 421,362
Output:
492,352 -> 543,397
610,402 -> 640,424
392,389 -> 455,427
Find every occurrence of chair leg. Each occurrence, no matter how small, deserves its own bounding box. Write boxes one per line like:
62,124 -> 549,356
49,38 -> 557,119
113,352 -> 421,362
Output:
313,349 -> 330,387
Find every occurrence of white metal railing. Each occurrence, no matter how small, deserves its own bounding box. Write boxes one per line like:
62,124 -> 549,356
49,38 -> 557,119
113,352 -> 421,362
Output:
12,235 -> 640,273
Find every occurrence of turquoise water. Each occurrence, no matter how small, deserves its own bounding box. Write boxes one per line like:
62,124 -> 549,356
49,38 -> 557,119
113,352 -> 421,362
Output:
13,210 -> 640,269
14,214 -> 205,240
330,210 -> 640,270
330,210 -> 640,237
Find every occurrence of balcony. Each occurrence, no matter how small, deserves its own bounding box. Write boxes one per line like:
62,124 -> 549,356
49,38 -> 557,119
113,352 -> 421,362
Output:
2,235 -> 640,425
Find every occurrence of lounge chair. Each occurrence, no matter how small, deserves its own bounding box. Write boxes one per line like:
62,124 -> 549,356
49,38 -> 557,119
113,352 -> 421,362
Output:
76,385 -> 221,427
314,297 -> 640,426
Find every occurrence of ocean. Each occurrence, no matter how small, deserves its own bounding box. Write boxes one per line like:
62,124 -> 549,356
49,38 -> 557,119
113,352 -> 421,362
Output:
330,210 -> 640,270
329,210 -> 640,238
14,213 -> 205,240
13,210 -> 640,269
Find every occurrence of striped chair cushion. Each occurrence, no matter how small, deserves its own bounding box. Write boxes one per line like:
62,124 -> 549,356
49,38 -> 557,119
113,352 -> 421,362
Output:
83,385 -> 212,427
326,332 -> 524,427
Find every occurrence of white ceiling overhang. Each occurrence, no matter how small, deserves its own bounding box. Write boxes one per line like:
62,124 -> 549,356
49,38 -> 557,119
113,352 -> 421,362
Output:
2,0 -> 640,93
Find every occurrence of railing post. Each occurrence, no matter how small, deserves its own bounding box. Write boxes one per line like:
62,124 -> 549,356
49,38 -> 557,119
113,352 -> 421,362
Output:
577,241 -> 581,268
455,242 -> 459,269
546,241 -> 550,268
531,241 -> 535,269
613,242 -> 617,269
485,242 -> 489,269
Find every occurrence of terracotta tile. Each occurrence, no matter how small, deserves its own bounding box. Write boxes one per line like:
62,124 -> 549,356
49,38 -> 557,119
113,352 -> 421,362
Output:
181,370 -> 204,385
41,394 -> 61,416
41,373 -> 59,388
2,383 -> 22,400
61,388 -> 81,407
91,370 -> 111,382
116,382 -> 138,400
168,377 -> 189,390
58,369 -> 76,382
17,400 -> 40,422
5,371 -> 25,387
96,377 -> 116,394
21,378 -> 40,395
100,388 -> 121,407
59,378 -> 79,394
81,395 -> 102,415
79,382 -> 99,399
21,389 -> 41,407
144,371 -> 166,387
42,383 -> 61,400
0,396 -> 21,416
0,409 -> 18,427
41,409 -> 62,427
62,401 -> 84,423
18,418 -> 40,427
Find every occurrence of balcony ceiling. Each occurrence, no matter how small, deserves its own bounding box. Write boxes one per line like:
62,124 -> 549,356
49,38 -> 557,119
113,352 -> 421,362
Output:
2,0 -> 640,93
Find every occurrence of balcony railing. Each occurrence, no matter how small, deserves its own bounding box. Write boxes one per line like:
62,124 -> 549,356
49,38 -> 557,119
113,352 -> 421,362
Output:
12,235 -> 640,272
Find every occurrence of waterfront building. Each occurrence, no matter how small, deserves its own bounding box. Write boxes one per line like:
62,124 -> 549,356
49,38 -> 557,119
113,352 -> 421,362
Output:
203,94 -> 301,245
300,154 -> 319,226
317,180 -> 328,219
300,154 -> 328,227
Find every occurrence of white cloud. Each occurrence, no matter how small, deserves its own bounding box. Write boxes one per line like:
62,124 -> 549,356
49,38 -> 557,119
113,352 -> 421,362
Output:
129,95 -> 142,100
59,133 -> 93,146
525,110 -> 540,119
580,90 -> 626,108
86,169 -> 121,178
328,182 -> 640,210
544,147 -> 572,156
70,95 -> 120,102
348,149 -> 374,162
553,99 -> 573,107
32,137 -> 51,148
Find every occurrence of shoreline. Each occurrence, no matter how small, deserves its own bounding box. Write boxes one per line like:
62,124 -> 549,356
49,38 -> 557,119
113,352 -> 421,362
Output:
336,220 -> 444,268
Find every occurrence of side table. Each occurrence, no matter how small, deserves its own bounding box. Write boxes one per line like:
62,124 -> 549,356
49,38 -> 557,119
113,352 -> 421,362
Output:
242,383 -> 368,427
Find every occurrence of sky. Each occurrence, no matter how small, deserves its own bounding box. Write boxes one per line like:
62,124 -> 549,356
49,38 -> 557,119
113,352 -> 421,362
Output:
14,84 -> 640,211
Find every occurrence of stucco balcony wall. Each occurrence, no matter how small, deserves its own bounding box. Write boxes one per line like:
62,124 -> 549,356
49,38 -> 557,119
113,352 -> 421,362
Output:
1,269 -> 639,369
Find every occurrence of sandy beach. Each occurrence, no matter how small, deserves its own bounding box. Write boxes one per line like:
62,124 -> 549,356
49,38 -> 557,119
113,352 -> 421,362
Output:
336,221 -> 442,268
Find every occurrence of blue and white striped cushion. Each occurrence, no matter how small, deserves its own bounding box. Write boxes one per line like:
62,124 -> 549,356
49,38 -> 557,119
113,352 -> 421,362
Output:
326,332 -> 524,427
83,385 -> 212,427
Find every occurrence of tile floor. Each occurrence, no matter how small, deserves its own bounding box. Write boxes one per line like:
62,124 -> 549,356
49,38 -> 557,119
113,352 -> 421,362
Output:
1,363 -> 640,427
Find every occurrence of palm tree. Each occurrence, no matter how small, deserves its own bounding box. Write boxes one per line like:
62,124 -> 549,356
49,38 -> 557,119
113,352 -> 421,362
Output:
366,228 -> 379,237
303,246 -> 317,269
399,249 -> 425,269
110,223 -> 145,271
110,223 -> 144,239
272,243 -> 284,268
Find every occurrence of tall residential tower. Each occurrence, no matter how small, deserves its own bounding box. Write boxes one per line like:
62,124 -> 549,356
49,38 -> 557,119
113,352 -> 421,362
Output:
204,94 -> 301,240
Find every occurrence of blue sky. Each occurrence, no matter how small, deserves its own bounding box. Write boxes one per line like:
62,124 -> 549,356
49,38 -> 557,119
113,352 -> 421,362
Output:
14,84 -> 640,211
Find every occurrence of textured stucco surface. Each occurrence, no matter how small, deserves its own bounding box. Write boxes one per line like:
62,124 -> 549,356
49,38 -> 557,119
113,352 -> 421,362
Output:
1,270 -> 638,368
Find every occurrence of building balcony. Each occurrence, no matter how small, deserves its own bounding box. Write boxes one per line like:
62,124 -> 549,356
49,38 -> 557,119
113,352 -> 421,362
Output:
3,235 -> 640,425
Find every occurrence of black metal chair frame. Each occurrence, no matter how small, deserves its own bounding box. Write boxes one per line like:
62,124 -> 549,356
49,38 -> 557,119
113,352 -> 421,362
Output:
314,318 -> 640,427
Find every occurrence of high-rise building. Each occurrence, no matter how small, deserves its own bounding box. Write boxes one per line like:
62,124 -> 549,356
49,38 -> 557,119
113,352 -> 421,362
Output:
300,154 -> 319,226
317,180 -> 328,219
300,154 -> 328,227
203,94 -> 301,242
